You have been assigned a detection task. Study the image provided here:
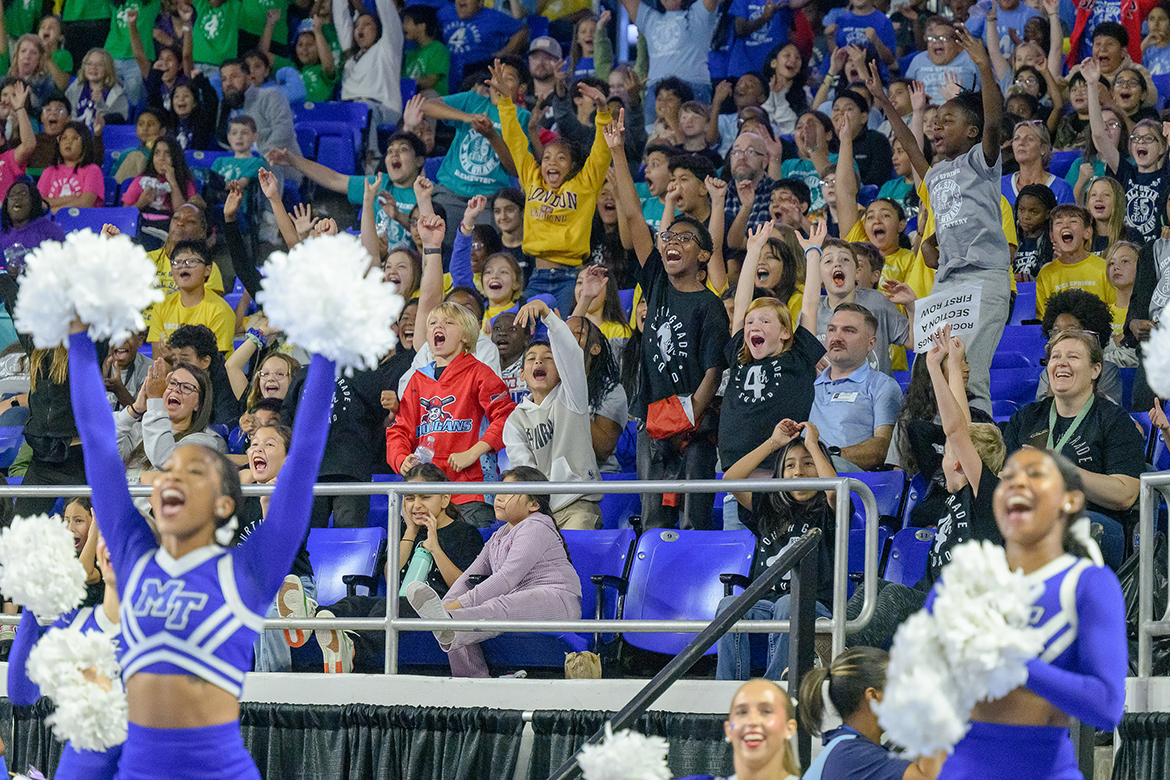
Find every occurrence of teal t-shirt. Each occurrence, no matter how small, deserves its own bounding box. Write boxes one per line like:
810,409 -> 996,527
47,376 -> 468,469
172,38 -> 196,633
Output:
1063,156 -> 1106,189
404,39 -> 450,96
107,0 -> 161,61
435,91 -> 529,199
212,154 -> 265,182
346,175 -> 416,249
782,156 -> 848,214
192,0 -> 241,66
877,177 -> 914,212
636,182 -> 665,233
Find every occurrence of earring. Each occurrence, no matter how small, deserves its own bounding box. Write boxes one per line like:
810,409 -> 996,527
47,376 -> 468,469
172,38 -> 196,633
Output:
724,735 -> 732,743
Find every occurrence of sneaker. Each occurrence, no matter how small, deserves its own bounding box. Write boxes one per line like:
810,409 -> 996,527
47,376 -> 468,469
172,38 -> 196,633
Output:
0,623 -> 14,662
314,610 -> 354,673
277,575 -> 316,648
405,581 -> 454,646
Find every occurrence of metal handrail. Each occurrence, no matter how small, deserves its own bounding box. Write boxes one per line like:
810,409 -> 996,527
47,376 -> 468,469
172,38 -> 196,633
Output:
1138,471 -> 1170,676
0,477 -> 881,675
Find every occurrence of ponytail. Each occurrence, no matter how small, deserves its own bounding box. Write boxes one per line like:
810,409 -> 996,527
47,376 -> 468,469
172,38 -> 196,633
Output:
798,647 -> 889,737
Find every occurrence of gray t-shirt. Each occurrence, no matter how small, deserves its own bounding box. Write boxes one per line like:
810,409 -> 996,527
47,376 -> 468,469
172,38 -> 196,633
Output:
636,0 -> 718,85
593,382 -> 629,473
925,144 -> 1011,284
815,287 -> 910,376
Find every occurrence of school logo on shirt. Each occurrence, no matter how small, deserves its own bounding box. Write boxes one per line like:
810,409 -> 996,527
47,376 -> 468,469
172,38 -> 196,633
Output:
1128,181 -> 1161,238
933,174 -> 964,226
649,313 -> 690,381
132,579 -> 209,630
739,362 -> 783,403
444,22 -> 482,55
417,395 -> 473,435
202,8 -> 223,40
654,16 -> 684,57
458,129 -> 499,179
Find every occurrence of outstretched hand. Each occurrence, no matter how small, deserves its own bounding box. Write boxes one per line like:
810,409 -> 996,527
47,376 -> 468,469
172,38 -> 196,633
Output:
417,213 -> 445,248
745,219 -> 774,254
797,219 -> 828,252
953,25 -> 989,67
881,278 -> 916,306
769,418 -> 801,450
485,58 -> 514,102
602,108 -> 625,151
513,298 -> 552,329
257,166 -> 279,200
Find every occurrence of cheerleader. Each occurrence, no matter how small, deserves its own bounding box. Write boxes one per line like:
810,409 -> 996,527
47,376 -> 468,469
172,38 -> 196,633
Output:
6,535 -> 122,779
679,679 -> 802,780
66,316 -> 335,780
928,447 -> 1126,779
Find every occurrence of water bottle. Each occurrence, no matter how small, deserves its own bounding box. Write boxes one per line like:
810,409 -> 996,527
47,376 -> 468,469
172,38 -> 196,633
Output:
399,546 -> 434,596
415,435 -> 436,464
6,242 -> 27,277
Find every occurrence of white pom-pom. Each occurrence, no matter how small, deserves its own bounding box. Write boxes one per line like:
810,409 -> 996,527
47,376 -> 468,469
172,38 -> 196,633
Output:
13,230 -> 162,349
257,233 -> 403,374
1144,323 -> 1170,400
27,627 -> 127,751
876,611 -> 969,758
577,723 -> 672,780
932,541 -> 1044,709
0,514 -> 87,621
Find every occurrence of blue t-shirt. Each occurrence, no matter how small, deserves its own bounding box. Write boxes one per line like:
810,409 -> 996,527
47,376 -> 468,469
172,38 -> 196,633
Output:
834,9 -> 896,77
728,0 -> 790,76
437,5 -> 523,87
636,0 -> 719,85
1001,172 -> 1075,206
1146,43 -> 1170,76
966,3 -> 1043,58
434,90 -> 530,199
803,726 -> 911,780
905,50 -> 982,105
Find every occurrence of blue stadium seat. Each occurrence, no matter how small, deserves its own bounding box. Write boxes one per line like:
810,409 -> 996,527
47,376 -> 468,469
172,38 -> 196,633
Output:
990,366 -> 1041,406
185,149 -> 232,171
1121,367 -> 1137,410
842,471 -> 905,521
991,350 -> 1034,369
103,175 -> 119,206
847,525 -> 889,598
1155,435 -> 1170,471
605,529 -> 756,657
400,78 -> 417,107
599,472 -> 640,529
1132,411 -> 1153,454
1011,281 -> 1037,325
993,398 -> 1018,423
1048,150 -> 1080,179
618,288 -> 635,318
55,206 -> 139,237
367,473 -> 404,529
0,426 -> 23,468
313,125 -> 358,175
424,156 -> 443,180
893,371 -> 911,392
227,427 -> 247,455
295,125 -> 318,160
526,14 -> 549,40
857,184 -> 879,208
901,471 -> 929,528
103,147 -> 130,176
101,124 -> 140,152
614,419 -> 638,473
1000,325 -> 1047,365
295,102 -> 368,153
1154,73 -> 1170,110
305,527 -> 386,607
883,527 -> 935,587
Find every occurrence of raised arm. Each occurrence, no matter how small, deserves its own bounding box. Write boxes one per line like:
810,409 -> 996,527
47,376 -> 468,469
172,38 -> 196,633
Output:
725,419 -> 802,510
604,109 -> 654,265
984,5 -> 1010,82
705,176 -> 728,293
450,195 -> 487,290
1044,0 -> 1063,80
733,220 -> 775,333
925,328 -> 985,495
266,146 -> 350,194
360,173 -> 383,269
835,114 -> 860,238
332,0 -> 354,50
69,328 -> 155,584
6,609 -> 46,705
955,26 -> 1002,167
1083,58 -> 1120,173
9,83 -> 34,166
413,213 -> 446,343
867,61 -> 930,180
799,221 -> 828,332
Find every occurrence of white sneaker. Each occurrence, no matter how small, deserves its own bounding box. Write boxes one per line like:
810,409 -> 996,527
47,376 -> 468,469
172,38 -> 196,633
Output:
405,581 -> 454,646
277,575 -> 316,648
313,610 -> 354,673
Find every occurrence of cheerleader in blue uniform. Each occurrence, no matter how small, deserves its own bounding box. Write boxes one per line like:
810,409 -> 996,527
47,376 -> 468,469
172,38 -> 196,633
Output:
7,535 -> 122,779
66,318 -> 335,780
930,447 -> 1127,780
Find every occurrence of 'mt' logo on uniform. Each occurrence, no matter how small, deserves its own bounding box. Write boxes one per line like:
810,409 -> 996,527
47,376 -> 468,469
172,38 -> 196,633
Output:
132,579 -> 209,629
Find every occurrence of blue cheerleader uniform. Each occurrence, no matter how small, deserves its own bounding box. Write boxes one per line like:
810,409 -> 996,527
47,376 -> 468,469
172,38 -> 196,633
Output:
68,332 -> 336,780
928,553 -> 1128,780
7,605 -> 124,779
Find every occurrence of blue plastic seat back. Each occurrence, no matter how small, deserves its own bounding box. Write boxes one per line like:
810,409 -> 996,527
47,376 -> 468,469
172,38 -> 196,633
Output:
900,471 -> 929,528
424,156 -> 443,179
614,420 -> 638,473
990,366 -> 1041,406
296,126 -> 318,160
1000,325 -> 1047,365
1155,73 -> 1170,110
1132,412 -> 1153,454
226,427 -> 247,455
101,124 -> 140,152
618,288 -> 635,318
315,129 -> 357,175
295,100 -> 370,132
0,426 -> 23,468
621,529 -> 755,656
883,527 -> 936,587
599,472 -> 641,530
55,206 -> 139,237
563,528 -> 636,624
305,527 -> 387,607
857,184 -> 879,208
296,115 -> 363,158
1010,282 -> 1037,325
400,78 -> 417,106
1120,367 -> 1137,410
992,398 -> 1018,423
1155,436 -> 1170,472
847,526 -> 890,599
185,149 -> 232,171
367,473 -> 403,529
991,350 -> 1033,369
841,471 -> 905,521
892,371 -> 911,392
1048,151 -> 1080,178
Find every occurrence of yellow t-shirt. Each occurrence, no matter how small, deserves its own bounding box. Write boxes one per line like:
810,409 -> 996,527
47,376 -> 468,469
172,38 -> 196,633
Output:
482,300 -> 521,330
599,319 -> 633,340
1035,254 -> 1116,318
149,247 -> 225,297
1111,304 -> 1127,339
147,291 -> 236,352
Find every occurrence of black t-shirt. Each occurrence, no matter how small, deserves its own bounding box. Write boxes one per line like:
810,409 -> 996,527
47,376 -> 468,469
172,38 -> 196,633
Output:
1002,395 -> 1147,520
745,499 -> 836,605
633,247 -> 730,417
925,465 -> 1002,587
401,516 -> 485,597
851,128 -> 895,187
1014,234 -> 1052,279
1115,156 -> 1170,244
718,326 -> 825,470
237,497 -> 314,580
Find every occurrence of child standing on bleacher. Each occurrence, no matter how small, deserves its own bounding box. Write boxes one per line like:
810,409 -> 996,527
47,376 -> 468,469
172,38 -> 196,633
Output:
1035,204 -> 1115,319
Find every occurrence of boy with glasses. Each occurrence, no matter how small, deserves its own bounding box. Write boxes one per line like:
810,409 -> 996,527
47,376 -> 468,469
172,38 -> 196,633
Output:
906,17 -> 982,105
147,239 -> 235,354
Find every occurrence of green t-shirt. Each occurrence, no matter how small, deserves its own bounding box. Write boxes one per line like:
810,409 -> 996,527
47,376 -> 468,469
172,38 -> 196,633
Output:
4,0 -> 41,40
346,175 -> 416,249
299,63 -> 336,102
403,39 -> 450,96
212,154 -> 264,182
106,0 -> 161,61
239,0 -> 288,42
435,91 -> 529,199
63,0 -> 112,23
52,49 -> 74,74
192,0 -> 241,66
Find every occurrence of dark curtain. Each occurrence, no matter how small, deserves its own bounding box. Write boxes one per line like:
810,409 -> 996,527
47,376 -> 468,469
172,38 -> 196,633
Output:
1,698 -> 66,777
241,703 -> 525,780
528,710 -> 732,780
1115,712 -> 1170,779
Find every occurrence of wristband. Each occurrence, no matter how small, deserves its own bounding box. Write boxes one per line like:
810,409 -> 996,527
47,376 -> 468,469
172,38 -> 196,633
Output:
423,247 -> 442,255
129,404 -> 145,420
804,246 -> 822,256
246,327 -> 268,348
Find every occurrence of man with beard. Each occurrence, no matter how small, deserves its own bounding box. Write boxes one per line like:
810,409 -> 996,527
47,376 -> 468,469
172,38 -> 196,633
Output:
215,58 -> 300,183
528,36 -> 561,106
724,131 -> 776,249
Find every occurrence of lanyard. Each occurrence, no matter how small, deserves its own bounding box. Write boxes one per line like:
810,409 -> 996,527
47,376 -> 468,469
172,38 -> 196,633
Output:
1047,395 -> 1095,453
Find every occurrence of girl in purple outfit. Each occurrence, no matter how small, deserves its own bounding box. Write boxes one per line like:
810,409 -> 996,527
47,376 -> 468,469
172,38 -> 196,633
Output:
407,465 -> 581,677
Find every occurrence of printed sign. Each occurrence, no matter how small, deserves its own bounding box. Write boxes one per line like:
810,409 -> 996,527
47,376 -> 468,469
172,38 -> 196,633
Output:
913,283 -> 981,353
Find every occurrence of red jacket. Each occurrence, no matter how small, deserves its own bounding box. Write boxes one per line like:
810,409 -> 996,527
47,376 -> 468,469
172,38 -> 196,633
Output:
1067,0 -> 1157,67
386,351 -> 516,502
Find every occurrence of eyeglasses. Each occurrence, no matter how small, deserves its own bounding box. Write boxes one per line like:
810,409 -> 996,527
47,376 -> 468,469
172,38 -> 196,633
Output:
169,257 -> 206,268
42,106 -> 68,116
659,230 -> 699,245
818,178 -> 836,187
925,35 -> 950,43
730,148 -> 765,159
1104,119 -> 1122,130
1114,77 -> 1143,89
1131,133 -> 1161,145
167,378 -> 198,395
257,370 -> 288,381
1014,76 -> 1039,86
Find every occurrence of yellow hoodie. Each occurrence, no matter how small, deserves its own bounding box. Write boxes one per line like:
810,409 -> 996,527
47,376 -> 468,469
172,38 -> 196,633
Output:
498,96 -> 611,267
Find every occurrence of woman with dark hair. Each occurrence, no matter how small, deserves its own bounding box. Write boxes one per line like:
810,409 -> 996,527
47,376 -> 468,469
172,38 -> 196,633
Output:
0,175 -> 65,273
16,344 -> 84,517
1003,330 -> 1146,568
405,465 -> 580,678
918,447 -> 1125,779
1034,288 -> 1122,404
799,647 -> 943,779
587,177 -> 633,288
567,314 -> 628,470
37,119 -> 103,212
114,358 -> 225,478
571,263 -> 632,344
762,42 -> 809,136
715,418 -> 838,681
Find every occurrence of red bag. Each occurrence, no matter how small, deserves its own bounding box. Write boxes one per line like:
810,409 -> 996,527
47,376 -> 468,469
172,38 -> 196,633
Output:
646,394 -> 695,440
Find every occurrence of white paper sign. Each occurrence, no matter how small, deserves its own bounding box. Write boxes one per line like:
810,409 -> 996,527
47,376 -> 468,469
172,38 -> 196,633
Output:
913,283 -> 981,353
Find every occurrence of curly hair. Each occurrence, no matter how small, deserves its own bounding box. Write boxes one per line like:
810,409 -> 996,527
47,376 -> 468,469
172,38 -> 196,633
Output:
1039,288 -> 1113,350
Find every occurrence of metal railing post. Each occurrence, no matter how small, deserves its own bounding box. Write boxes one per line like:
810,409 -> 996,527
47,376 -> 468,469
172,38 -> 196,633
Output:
787,542 -> 818,767
385,486 -> 402,675
1140,476 -> 1157,677
831,480 -> 849,657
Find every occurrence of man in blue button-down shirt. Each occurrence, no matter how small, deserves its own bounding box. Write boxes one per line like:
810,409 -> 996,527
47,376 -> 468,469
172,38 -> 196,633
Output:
808,303 -> 902,471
